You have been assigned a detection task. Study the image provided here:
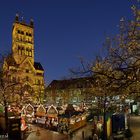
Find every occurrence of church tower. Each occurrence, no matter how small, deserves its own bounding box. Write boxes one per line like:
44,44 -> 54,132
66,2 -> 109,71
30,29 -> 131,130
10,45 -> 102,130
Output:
3,14 -> 45,104
12,14 -> 34,64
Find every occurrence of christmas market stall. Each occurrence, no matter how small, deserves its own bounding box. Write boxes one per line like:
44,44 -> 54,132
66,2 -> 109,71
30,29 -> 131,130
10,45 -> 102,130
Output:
46,105 -> 58,130
35,104 -> 46,125
24,104 -> 34,123
58,104 -> 87,134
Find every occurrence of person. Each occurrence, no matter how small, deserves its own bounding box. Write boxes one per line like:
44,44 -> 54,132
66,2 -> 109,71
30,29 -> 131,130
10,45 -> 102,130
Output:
93,133 -> 98,140
82,131 -> 85,140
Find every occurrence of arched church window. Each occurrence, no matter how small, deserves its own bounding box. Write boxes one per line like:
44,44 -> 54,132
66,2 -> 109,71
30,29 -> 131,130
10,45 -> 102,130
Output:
26,69 -> 29,73
21,47 -> 25,55
29,50 -> 32,56
38,79 -> 40,85
18,46 -> 21,55
21,31 -> 24,35
26,48 -> 29,56
17,30 -> 20,34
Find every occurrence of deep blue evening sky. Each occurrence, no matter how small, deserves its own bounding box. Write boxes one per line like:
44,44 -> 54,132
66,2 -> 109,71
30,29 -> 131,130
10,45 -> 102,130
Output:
0,0 -> 134,85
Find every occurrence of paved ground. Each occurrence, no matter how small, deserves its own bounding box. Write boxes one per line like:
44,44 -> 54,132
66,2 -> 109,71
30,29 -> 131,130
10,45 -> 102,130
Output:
26,125 -> 68,140
68,123 -> 93,140
25,123 -> 93,140
25,115 -> 140,140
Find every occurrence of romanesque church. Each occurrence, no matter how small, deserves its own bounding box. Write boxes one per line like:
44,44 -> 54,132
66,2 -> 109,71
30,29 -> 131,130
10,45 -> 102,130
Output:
3,14 -> 45,105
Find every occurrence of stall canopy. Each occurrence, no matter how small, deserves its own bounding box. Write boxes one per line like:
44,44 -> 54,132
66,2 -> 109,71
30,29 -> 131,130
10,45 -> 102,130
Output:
36,104 -> 46,117
26,104 -> 34,117
47,105 -> 58,118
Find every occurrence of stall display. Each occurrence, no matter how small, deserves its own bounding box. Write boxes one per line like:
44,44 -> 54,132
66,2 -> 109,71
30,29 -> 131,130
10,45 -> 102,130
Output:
25,104 -> 34,123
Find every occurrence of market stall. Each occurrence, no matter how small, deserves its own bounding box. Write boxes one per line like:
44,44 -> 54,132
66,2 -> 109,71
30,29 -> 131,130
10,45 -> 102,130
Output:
25,104 -> 34,123
46,105 -> 58,129
35,104 -> 46,125
58,104 -> 87,133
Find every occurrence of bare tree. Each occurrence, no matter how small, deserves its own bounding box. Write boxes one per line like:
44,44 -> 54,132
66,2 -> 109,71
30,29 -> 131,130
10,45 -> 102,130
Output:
93,4 -> 140,97
69,57 -> 94,78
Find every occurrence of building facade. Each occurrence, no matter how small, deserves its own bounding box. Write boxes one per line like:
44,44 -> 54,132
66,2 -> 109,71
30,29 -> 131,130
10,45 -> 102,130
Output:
46,77 -> 95,105
3,14 -> 45,104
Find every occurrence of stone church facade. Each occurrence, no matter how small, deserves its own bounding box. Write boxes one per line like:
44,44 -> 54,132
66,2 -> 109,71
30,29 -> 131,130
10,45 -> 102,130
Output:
3,15 -> 45,104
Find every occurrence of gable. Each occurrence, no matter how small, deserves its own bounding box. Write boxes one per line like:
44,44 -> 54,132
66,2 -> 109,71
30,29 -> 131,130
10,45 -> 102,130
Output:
34,62 -> 44,71
19,57 -> 35,71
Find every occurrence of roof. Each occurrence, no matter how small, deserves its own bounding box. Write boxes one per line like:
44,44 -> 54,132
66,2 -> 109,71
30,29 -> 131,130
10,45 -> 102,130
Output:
59,110 -> 82,118
5,55 -> 19,67
47,105 -> 58,114
34,62 -> 44,71
47,76 -> 95,89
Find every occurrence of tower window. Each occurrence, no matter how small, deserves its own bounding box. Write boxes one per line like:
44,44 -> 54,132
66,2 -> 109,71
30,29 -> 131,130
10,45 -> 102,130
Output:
21,31 -> 24,35
21,47 -> 25,55
29,33 -> 32,37
17,30 -> 24,35
38,79 -> 40,85
29,50 -> 32,56
26,32 -> 32,37
26,48 -> 29,56
18,46 -> 22,55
